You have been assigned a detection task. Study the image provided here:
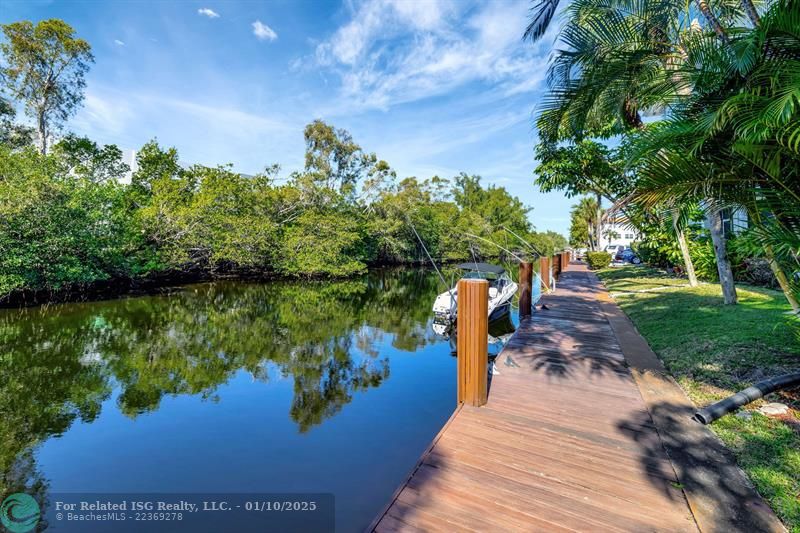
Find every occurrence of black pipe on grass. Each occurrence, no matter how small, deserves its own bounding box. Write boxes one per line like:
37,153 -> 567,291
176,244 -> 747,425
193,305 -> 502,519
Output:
694,372 -> 800,425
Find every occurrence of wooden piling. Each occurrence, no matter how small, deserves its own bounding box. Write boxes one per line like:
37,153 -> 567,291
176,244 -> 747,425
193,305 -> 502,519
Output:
457,278 -> 488,407
519,262 -> 532,317
540,256 -> 551,292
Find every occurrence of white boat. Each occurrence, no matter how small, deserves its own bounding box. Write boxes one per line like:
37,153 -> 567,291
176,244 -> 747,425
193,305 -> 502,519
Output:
432,263 -> 518,324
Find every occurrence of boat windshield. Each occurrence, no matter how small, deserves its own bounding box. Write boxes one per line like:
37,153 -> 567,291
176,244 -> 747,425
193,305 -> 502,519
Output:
462,271 -> 498,281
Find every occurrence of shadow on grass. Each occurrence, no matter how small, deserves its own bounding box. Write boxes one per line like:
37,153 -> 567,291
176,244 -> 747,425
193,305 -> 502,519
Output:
598,272 -> 800,396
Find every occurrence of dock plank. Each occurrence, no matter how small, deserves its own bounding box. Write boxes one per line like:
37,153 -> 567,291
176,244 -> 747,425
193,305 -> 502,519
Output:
373,263 -> 698,532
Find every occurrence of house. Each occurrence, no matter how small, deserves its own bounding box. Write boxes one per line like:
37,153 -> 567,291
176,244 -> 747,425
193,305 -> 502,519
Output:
598,215 -> 639,250
597,209 -> 747,252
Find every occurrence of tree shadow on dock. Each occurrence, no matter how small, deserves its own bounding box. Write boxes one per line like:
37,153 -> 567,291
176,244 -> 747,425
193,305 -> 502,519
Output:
616,397 -> 782,532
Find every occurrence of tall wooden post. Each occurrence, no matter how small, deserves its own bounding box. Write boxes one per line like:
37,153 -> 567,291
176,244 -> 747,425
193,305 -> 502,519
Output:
540,256 -> 551,292
457,279 -> 488,407
519,262 -> 532,318
553,254 -> 561,279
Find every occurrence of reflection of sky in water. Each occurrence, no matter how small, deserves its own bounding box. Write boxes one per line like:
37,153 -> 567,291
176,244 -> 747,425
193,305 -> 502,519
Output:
1,268 -> 503,532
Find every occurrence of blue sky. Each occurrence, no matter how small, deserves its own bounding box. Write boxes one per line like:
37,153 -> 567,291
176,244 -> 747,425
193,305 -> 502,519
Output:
0,0 -> 574,234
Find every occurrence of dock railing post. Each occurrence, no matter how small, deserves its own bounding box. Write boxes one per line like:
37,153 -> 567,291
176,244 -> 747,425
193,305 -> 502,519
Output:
457,278 -> 488,407
519,262 -> 532,318
540,256 -> 551,292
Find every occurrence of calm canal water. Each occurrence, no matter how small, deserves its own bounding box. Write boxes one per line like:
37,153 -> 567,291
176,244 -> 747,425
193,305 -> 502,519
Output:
0,268 -> 517,532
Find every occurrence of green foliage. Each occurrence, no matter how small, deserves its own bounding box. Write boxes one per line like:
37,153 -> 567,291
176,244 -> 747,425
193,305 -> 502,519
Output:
585,251 -> 612,269
278,209 -> 368,277
529,230 -> 569,256
0,145 -> 140,294
0,98 -> 34,149
534,140 -> 623,201
690,238 -> 720,281
51,134 -> 129,182
569,196 -> 599,249
0,116 -> 558,293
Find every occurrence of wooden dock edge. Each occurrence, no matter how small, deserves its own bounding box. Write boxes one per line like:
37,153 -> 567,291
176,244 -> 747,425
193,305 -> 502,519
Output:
366,404 -> 464,532
592,272 -> 785,533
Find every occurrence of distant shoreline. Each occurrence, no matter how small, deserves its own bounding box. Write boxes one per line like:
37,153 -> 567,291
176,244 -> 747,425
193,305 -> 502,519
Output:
0,259 -> 474,309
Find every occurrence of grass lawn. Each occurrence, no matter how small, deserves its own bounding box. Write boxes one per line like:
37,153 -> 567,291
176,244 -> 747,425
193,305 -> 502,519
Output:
597,266 -> 800,531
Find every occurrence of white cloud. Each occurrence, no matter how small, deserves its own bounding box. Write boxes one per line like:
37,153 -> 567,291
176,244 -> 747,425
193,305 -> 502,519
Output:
307,0 -> 549,113
197,8 -> 220,18
73,91 -> 135,137
71,87 -> 303,174
252,20 -> 277,41
114,39 -> 125,46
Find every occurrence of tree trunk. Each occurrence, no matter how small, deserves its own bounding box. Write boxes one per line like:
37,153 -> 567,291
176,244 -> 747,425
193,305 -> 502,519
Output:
707,208 -> 738,304
694,0 -> 730,44
37,110 -> 47,155
587,222 -> 595,251
764,245 -> 799,313
741,0 -> 760,26
672,213 -> 698,287
595,192 -> 603,253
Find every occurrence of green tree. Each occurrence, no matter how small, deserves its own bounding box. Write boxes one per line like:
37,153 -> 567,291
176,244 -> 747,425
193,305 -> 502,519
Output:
51,134 -> 129,182
0,19 -> 93,154
0,97 -> 34,149
278,209 -> 368,277
526,0 -> 754,304
296,119 -> 371,203
0,145 -> 134,294
569,196 -> 599,249
535,140 -> 622,250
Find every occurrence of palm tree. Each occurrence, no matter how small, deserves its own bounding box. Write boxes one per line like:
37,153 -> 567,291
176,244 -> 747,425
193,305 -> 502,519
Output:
527,0 -> 760,304
523,0 -> 562,41
626,0 -> 800,309
571,196 -> 601,250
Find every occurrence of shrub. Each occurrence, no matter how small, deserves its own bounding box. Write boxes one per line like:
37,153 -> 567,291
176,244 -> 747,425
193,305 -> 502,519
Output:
689,238 -> 719,281
586,251 -> 612,270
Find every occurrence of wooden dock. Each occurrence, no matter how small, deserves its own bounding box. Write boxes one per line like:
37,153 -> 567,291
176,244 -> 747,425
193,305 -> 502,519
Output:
372,263 -> 699,532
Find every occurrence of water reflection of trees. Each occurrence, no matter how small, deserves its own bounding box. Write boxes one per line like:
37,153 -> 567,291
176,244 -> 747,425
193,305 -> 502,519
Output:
0,268 -> 441,494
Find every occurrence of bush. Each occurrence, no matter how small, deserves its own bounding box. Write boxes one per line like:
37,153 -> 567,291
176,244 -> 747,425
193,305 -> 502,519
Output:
586,251 -> 612,270
689,238 -> 719,281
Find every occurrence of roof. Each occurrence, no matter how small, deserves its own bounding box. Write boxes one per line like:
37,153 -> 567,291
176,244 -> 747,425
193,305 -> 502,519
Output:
457,263 -> 505,274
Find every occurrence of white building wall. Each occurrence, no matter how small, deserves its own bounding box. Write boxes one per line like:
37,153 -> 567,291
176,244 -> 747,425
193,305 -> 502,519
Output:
119,148 -> 137,184
598,222 -> 638,250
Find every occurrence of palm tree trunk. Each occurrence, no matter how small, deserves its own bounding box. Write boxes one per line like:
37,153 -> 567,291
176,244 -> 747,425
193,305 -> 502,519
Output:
707,208 -> 738,304
694,0 -> 730,44
595,192 -> 603,253
672,213 -> 698,287
764,245 -> 800,313
741,0 -> 760,27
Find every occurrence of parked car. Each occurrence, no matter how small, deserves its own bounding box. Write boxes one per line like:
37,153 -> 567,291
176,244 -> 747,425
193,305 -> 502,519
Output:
605,244 -> 625,257
616,247 -> 642,264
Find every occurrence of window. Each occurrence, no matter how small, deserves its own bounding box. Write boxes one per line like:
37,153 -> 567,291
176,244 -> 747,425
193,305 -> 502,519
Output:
720,208 -> 733,237
624,233 -> 634,239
